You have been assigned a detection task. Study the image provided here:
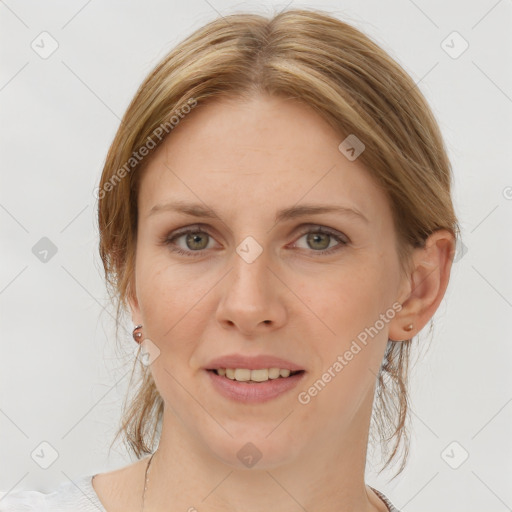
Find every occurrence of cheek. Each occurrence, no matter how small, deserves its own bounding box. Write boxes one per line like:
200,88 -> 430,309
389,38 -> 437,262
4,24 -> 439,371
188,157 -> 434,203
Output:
135,251 -> 211,345
135,260 -> 211,399
135,251 -> 235,372
294,263 -> 395,426
303,262 -> 392,340
296,249 -> 400,392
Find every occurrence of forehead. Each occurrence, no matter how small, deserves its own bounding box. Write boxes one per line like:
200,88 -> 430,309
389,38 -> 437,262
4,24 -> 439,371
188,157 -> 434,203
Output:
137,94 -> 390,224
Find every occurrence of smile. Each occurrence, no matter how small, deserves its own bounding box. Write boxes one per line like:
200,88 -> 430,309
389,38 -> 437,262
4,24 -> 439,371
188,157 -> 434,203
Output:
206,368 -> 306,403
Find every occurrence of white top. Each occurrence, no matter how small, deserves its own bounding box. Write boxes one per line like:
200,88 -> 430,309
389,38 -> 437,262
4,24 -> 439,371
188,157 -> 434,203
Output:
0,475 -> 401,511
0,475 -> 106,512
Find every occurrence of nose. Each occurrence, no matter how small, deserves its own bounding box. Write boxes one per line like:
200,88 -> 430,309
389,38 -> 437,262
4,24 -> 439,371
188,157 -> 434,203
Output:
215,247 -> 288,336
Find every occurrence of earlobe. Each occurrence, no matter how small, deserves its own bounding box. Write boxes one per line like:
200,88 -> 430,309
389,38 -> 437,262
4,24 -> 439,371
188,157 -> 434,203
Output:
388,229 -> 455,341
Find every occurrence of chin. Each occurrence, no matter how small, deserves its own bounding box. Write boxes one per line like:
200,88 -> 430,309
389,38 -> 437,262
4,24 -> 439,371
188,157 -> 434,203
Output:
204,429 -> 302,471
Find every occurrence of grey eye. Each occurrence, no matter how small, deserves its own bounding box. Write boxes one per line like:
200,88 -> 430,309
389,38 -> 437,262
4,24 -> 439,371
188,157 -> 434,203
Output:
306,232 -> 332,250
184,232 -> 210,250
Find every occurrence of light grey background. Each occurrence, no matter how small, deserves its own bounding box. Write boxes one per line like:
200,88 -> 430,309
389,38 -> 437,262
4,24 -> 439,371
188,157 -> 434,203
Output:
1,1 -> 511,510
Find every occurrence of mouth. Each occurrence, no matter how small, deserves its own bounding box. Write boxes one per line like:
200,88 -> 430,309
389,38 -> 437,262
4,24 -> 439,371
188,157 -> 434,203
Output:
207,368 -> 305,382
205,368 -> 306,403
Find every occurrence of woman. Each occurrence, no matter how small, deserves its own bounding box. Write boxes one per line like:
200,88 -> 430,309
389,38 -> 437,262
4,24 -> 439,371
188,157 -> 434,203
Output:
1,8 -> 458,512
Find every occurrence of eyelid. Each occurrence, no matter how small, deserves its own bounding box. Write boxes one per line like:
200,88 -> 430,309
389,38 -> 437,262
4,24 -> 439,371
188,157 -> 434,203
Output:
162,222 -> 350,257
162,223 -> 221,250
288,225 -> 349,255
292,223 -> 350,243
166,222 -> 349,241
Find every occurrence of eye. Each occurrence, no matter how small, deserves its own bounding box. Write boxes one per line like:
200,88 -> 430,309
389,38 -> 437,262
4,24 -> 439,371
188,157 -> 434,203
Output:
292,225 -> 349,255
161,225 -> 217,257
160,224 -> 349,258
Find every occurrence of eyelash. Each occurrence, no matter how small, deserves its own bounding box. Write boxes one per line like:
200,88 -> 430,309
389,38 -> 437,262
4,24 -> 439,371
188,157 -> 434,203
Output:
160,224 -> 349,258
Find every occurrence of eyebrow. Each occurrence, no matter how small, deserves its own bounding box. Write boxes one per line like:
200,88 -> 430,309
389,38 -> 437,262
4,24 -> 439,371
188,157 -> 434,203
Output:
148,200 -> 369,224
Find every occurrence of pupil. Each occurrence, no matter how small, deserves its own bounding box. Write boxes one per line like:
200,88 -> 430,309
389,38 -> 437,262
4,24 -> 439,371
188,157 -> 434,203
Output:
187,232 -> 208,250
307,233 -> 329,250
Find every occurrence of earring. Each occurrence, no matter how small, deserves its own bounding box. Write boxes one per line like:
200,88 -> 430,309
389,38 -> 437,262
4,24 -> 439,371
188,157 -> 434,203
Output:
133,324 -> 143,343
388,323 -> 414,343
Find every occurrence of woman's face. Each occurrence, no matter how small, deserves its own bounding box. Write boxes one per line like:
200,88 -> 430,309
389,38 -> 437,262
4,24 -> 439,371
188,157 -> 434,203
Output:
130,94 -> 410,468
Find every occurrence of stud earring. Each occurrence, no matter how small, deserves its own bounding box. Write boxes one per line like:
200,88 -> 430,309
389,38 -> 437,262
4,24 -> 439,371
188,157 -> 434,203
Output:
388,323 -> 414,343
133,324 -> 143,343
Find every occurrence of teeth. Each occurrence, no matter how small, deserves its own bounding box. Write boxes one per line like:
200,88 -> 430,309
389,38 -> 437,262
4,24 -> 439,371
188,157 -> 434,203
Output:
268,368 -> 281,379
214,367 -> 298,382
234,368 -> 251,381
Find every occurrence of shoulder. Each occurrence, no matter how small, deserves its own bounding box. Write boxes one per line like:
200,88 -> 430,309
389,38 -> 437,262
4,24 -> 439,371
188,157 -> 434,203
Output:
91,457 -> 148,512
0,458 -> 148,512
0,475 -> 105,512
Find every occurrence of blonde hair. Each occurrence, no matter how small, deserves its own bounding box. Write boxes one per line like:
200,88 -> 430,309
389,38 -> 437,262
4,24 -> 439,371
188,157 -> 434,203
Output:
98,8 -> 459,477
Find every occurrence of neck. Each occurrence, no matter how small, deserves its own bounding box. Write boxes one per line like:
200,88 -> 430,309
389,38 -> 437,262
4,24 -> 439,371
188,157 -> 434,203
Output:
142,392 -> 387,512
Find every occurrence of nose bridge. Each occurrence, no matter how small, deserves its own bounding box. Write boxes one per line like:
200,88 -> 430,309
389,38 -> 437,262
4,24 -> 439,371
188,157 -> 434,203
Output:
228,239 -> 272,305
215,235 -> 287,332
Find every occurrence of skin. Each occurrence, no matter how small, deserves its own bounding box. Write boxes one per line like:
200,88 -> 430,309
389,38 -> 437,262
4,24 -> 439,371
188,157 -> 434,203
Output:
93,94 -> 454,512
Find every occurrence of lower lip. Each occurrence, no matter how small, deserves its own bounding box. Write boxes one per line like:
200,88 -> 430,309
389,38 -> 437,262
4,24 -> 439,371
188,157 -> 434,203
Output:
206,370 -> 306,403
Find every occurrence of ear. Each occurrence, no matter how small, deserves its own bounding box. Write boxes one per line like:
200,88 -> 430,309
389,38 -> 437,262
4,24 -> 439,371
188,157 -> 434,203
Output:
388,229 -> 456,341
126,278 -> 142,325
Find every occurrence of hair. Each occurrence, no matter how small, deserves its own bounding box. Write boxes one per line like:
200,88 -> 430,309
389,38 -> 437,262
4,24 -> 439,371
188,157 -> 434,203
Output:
97,8 -> 459,478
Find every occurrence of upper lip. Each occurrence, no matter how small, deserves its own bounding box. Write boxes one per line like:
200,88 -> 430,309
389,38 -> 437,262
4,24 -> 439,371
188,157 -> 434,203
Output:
204,354 -> 305,372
